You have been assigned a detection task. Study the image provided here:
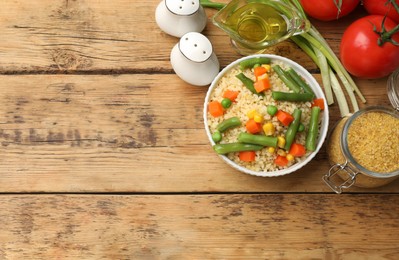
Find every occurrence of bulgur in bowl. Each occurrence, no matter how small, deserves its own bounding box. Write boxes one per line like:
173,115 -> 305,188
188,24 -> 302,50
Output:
203,54 -> 329,177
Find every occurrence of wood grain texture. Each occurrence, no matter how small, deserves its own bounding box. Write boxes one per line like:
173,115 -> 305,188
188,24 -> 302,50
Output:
0,0 -> 367,73
1,194 -> 399,259
0,74 -> 397,193
1,0 -> 398,258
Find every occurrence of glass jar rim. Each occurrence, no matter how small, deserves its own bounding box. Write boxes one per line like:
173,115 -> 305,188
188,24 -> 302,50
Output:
387,68 -> 399,111
341,106 -> 399,178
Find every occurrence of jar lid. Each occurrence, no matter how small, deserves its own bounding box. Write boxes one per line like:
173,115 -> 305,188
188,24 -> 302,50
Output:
340,106 -> 399,178
387,68 -> 399,111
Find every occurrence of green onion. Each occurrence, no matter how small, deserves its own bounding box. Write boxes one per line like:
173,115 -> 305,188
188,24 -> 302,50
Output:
199,0 -> 225,10
313,47 -> 333,105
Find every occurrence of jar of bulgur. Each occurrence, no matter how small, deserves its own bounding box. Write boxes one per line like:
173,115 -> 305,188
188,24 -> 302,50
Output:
387,68 -> 399,111
324,106 -> 399,193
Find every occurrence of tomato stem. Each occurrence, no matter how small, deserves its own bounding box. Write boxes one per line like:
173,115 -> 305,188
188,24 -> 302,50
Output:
377,17 -> 399,46
373,1 -> 399,46
333,0 -> 343,19
389,0 -> 399,14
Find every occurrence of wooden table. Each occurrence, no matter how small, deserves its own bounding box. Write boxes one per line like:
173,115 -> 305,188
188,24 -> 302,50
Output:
1,1 -> 398,258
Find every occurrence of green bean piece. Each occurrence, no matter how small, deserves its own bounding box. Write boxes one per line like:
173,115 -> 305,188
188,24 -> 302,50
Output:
216,117 -> 241,133
236,73 -> 263,96
239,57 -> 271,70
298,123 -> 305,132
284,109 -> 302,151
305,106 -> 321,152
286,68 -> 315,98
272,65 -> 301,93
221,98 -> 232,109
213,143 -> 263,155
212,131 -> 222,143
267,105 -> 278,116
238,132 -> 278,148
272,91 -> 314,102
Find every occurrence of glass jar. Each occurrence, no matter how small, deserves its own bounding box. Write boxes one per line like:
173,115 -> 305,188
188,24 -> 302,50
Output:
387,68 -> 399,111
323,106 -> 399,193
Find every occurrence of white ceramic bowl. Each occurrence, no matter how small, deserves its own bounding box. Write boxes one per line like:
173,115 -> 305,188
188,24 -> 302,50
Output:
203,54 -> 329,177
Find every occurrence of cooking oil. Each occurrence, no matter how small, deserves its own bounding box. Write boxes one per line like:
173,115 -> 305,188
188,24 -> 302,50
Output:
224,3 -> 287,43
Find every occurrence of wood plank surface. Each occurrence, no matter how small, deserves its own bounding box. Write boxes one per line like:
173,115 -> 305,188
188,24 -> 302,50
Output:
0,74 -> 397,193
1,194 -> 399,259
1,0 -> 399,258
0,0 -> 367,73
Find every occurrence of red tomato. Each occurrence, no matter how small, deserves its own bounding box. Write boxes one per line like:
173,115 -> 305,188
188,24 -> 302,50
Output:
300,0 -> 360,21
340,15 -> 399,79
363,0 -> 399,24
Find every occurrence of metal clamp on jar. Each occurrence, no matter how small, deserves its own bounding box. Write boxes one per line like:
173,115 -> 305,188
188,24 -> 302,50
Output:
324,69 -> 399,193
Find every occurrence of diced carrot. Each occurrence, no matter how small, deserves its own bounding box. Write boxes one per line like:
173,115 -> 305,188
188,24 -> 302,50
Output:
289,143 -> 306,157
311,98 -> 325,110
254,66 -> 267,78
254,78 -> 271,93
239,151 -> 256,162
223,90 -> 239,102
246,119 -> 262,134
276,110 -> 294,126
274,155 -> 288,167
208,101 -> 224,117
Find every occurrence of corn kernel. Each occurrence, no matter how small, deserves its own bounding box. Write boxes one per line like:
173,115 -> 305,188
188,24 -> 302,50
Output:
254,114 -> 264,123
268,147 -> 275,154
247,109 -> 257,119
262,64 -> 271,72
263,122 -> 275,136
286,154 -> 295,162
257,73 -> 269,81
277,149 -> 286,156
277,136 -> 286,148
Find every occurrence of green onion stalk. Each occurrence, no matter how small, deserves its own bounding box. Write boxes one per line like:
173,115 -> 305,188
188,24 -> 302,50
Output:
200,0 -> 367,117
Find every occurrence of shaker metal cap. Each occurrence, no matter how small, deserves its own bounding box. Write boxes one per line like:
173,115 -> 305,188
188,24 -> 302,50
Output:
165,0 -> 200,16
179,32 -> 213,63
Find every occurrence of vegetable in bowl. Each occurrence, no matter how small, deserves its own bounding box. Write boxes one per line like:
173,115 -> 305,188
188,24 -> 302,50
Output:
203,54 -> 329,177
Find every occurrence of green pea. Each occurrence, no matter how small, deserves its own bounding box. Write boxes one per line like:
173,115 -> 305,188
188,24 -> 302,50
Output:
267,105 -> 278,116
212,131 -> 222,143
221,98 -> 232,109
298,123 -> 305,132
